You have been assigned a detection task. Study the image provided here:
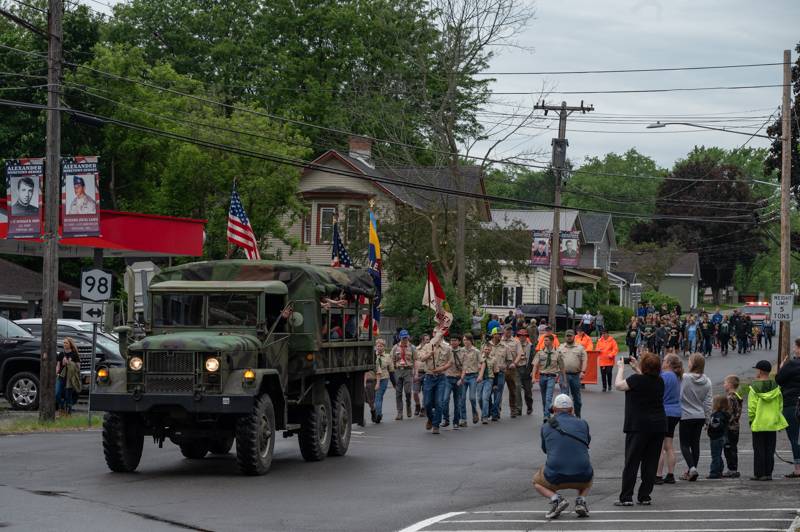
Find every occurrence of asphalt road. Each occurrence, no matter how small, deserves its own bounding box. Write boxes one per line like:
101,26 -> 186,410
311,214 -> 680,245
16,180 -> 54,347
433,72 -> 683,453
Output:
1,323 -> 798,532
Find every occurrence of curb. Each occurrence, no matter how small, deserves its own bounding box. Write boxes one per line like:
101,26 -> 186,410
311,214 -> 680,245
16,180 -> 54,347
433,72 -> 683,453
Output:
788,512 -> 800,532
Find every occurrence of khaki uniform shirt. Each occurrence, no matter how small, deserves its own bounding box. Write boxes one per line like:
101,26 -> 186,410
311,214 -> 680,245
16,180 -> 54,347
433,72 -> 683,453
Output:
446,346 -> 464,377
487,341 -> 513,372
533,348 -> 561,375
418,340 -> 454,373
501,336 -> 524,367
375,351 -> 394,380
558,343 -> 587,374
479,350 -> 497,379
390,343 -> 416,370
460,346 -> 481,374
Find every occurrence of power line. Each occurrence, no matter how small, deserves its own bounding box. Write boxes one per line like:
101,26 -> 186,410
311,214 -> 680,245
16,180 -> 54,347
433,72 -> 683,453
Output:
479,62 -> 784,76
492,84 -> 787,96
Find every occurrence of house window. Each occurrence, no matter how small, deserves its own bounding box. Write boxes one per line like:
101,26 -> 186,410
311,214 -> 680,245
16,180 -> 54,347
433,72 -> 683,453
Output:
302,213 -> 311,244
486,285 -> 523,307
317,205 -> 337,244
345,206 -> 362,243
539,288 -> 548,304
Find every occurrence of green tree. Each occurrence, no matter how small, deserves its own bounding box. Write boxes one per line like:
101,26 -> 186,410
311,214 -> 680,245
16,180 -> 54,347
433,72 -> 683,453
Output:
764,41 -> 799,206
382,276 -> 471,340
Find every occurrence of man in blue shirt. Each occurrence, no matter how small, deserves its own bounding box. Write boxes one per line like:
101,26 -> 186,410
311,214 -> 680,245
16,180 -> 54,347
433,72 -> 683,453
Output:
533,394 -> 593,519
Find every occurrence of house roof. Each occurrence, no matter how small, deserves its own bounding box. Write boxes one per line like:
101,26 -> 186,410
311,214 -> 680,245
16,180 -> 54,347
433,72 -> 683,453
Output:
578,212 -> 615,247
0,258 -> 78,297
485,209 -> 580,231
611,250 -> 701,278
612,270 -> 638,284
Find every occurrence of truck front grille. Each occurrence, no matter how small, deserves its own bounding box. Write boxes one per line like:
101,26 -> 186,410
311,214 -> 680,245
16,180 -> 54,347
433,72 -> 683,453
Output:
145,375 -> 194,393
78,345 -> 93,372
145,351 -> 196,373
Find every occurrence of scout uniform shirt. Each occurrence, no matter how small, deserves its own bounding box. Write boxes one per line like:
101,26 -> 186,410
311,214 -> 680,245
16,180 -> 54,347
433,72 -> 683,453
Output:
375,350 -> 394,380
446,346 -> 464,378
460,346 -> 481,375
500,336 -> 524,367
534,346 -> 561,375
557,342 -> 587,374
486,340 -> 513,372
390,342 -> 416,371
418,339 -> 454,373
479,348 -> 497,380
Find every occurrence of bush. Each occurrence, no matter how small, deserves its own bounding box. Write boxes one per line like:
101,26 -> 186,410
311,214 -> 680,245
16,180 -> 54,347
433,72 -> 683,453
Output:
641,290 -> 680,312
382,277 -> 471,341
598,305 -> 634,331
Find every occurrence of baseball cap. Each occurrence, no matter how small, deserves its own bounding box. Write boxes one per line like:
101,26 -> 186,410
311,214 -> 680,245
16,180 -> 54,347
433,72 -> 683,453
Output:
517,329 -> 528,336
753,360 -> 772,373
490,327 -> 501,335
398,329 -> 409,339
565,329 -> 575,336
73,176 -> 85,187
552,394 -> 573,409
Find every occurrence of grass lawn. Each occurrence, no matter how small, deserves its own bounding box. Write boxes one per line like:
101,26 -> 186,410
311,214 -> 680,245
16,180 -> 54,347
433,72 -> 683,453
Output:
0,413 -> 101,435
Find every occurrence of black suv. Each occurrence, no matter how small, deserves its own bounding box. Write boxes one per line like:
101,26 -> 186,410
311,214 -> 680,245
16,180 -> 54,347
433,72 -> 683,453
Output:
518,304 -> 577,331
0,317 -> 123,410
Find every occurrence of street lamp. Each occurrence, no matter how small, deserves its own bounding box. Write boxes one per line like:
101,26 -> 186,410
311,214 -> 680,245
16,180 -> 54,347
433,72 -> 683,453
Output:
646,121 -> 772,139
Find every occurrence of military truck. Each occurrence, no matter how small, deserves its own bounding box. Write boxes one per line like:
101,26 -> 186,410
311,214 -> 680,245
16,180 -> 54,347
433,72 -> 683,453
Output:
92,260 -> 375,475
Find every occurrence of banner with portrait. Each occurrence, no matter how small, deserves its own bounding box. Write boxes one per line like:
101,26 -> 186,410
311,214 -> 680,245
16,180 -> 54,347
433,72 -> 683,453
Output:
559,230 -> 581,267
5,158 -> 43,239
61,156 -> 100,237
530,230 -> 551,267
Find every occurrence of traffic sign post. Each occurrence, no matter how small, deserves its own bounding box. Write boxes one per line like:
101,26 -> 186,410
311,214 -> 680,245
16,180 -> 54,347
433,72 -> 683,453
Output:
771,293 -> 793,321
80,269 -> 112,425
81,302 -> 103,323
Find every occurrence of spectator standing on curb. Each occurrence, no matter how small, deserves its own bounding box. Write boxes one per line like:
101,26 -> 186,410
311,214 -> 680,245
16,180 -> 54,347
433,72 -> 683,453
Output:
596,330 -> 618,392
533,394 -> 593,519
390,330 -> 416,420
718,316 -> 731,356
581,311 -> 594,335
614,353 -> 667,506
514,329 -> 535,416
722,375 -> 743,478
534,334 -> 563,421
655,354 -> 683,485
748,360 -> 789,480
458,334 -> 482,425
679,354 -> 712,481
762,318 -> 775,350
557,330 -> 588,418
626,320 -> 640,359
470,310 -> 483,340
707,396 -> 731,479
595,311 -> 605,337
775,339 -> 800,477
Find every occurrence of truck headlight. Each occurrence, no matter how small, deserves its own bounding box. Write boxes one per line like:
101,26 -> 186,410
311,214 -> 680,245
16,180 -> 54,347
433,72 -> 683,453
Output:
129,357 -> 143,371
205,357 -> 220,372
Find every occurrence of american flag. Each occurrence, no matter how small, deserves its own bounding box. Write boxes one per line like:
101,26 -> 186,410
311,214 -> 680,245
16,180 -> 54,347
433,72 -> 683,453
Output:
227,184 -> 260,260
331,221 -> 352,268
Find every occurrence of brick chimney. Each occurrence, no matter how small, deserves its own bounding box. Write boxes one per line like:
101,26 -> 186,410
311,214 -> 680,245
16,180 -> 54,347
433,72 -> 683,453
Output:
348,135 -> 373,167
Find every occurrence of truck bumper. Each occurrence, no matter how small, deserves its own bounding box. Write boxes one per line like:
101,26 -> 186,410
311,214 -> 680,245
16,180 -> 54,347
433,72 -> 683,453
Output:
91,392 -> 254,414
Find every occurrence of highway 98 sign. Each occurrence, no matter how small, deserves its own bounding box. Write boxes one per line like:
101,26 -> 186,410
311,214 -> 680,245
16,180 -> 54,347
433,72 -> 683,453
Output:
81,268 -> 113,302
771,293 -> 793,322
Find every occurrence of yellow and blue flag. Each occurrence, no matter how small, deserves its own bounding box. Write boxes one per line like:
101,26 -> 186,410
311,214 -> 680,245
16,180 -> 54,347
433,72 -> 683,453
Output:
366,210 -> 381,333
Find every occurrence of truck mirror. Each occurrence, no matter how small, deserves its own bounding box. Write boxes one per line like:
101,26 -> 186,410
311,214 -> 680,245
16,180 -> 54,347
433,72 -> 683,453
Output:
289,312 -> 304,329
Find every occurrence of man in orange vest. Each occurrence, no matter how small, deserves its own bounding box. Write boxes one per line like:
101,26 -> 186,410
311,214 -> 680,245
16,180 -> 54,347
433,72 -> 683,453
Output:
536,325 -> 561,351
575,329 -> 594,352
595,329 -> 619,392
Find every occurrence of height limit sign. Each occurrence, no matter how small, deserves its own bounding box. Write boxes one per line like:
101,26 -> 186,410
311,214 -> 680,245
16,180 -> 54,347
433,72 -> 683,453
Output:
771,293 -> 793,322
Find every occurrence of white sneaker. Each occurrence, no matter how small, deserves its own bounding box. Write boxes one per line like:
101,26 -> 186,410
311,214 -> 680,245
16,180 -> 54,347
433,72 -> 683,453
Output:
575,497 -> 589,517
545,497 -> 569,519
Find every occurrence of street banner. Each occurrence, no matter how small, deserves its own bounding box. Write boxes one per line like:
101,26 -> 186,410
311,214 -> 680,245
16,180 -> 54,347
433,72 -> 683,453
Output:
559,230 -> 580,267
61,156 -> 100,237
5,158 -> 43,239
423,262 -> 452,333
531,229 -> 551,267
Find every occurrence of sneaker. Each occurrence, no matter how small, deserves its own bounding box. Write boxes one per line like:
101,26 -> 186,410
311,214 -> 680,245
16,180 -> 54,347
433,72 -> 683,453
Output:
526,407 -> 533,415
395,413 -> 403,421
441,420 -> 450,427
545,497 -> 569,519
414,405 -> 420,417
613,500 -> 634,507
491,416 -> 499,422
664,473 -> 676,484
431,427 -> 440,435
574,498 -> 589,517
426,420 -> 432,430
472,414 -> 479,424
688,467 -> 699,482
481,418 -> 489,424
654,476 -> 664,485
637,498 -> 652,506
418,407 -> 426,417
723,471 -> 740,478
375,415 -> 382,424
453,424 -> 459,430
459,420 -> 467,428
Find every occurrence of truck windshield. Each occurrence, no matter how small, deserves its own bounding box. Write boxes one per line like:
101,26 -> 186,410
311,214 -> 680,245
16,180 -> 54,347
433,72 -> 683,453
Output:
153,294 -> 203,326
208,294 -> 259,327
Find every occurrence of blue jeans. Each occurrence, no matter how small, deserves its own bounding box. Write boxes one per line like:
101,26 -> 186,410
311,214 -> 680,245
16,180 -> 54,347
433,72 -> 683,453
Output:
459,373 -> 478,421
478,377 -> 493,420
784,405 -> 800,465
709,437 -> 725,476
491,371 -> 506,419
423,373 -> 447,428
443,376 -> 462,424
55,376 -> 65,409
374,378 -> 389,417
539,374 -> 558,418
565,373 -> 583,418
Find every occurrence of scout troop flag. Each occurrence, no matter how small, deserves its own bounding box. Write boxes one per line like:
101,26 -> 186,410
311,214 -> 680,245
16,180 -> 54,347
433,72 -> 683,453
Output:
331,220 -> 352,268
366,209 -> 382,333
423,262 -> 452,331
227,183 -> 260,260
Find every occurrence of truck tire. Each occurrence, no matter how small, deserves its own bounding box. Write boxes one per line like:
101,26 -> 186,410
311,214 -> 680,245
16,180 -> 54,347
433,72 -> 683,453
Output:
102,413 -> 144,473
209,435 -> 235,455
179,440 -> 209,459
5,371 -> 39,411
235,394 -> 275,476
328,384 -> 351,457
298,390 -> 332,462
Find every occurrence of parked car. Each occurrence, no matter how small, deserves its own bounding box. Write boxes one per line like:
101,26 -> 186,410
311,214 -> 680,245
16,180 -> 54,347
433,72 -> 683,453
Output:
518,304 -> 577,331
16,318 -> 118,340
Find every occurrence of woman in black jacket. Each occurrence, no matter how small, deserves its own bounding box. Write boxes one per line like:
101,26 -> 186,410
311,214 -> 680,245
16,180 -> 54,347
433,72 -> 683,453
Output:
776,338 -> 800,478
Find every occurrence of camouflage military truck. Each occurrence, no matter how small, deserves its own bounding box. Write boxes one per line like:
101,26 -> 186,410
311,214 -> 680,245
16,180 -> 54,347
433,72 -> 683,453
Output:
92,260 -> 376,475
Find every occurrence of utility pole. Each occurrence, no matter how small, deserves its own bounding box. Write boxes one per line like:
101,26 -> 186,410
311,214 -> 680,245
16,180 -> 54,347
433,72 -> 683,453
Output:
534,101 -> 594,330
779,49 -> 792,368
39,0 -> 63,422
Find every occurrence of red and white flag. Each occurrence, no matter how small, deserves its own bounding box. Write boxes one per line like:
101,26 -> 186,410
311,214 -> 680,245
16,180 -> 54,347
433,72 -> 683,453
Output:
423,262 -> 452,332
227,184 -> 261,260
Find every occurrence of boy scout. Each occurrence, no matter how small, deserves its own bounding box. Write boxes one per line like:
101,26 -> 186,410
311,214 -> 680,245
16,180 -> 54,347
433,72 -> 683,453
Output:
459,334 -> 482,425
514,329 -> 535,415
533,334 -> 563,420
501,325 -> 524,417
390,330 -> 416,420
373,338 -> 394,423
486,327 -> 512,421
557,330 -> 588,418
417,330 -> 454,434
442,333 -> 464,428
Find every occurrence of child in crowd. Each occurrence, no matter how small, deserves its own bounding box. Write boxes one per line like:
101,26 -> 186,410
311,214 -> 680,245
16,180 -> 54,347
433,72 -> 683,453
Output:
748,360 -> 788,480
707,396 -> 730,479
723,375 -> 743,478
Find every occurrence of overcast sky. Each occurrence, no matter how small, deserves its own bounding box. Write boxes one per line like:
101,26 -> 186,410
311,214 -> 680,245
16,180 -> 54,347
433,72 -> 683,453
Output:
477,0 -> 799,169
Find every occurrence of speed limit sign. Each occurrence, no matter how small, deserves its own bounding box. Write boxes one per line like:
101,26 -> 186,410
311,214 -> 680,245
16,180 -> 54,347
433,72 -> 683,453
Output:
81,268 -> 113,302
